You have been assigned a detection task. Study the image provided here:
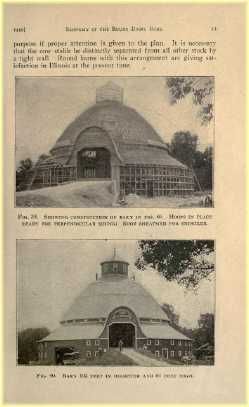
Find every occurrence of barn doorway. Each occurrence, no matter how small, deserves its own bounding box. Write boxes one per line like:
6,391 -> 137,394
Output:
77,147 -> 111,179
109,323 -> 135,348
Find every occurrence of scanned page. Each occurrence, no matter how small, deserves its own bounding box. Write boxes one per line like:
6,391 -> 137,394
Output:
4,3 -> 245,404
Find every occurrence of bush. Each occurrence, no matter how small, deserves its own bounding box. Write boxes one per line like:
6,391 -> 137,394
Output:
18,327 -> 50,365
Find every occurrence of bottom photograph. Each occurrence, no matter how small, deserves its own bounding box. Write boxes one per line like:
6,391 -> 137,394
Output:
17,239 -> 215,367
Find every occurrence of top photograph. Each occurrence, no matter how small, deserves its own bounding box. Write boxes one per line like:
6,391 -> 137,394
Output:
15,76 -> 214,208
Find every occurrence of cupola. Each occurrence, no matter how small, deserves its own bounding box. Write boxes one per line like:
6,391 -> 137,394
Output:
96,81 -> 123,104
100,249 -> 129,280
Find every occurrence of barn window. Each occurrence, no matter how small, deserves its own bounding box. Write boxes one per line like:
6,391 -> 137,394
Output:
178,350 -> 182,357
94,351 -> 99,357
81,150 -> 97,158
155,351 -> 160,358
155,339 -> 160,345
113,263 -> 118,273
86,340 -> 91,346
171,339 -> 175,345
147,339 -> 151,345
86,351 -> 91,358
95,340 -> 100,345
171,350 -> 175,357
178,340 -> 182,345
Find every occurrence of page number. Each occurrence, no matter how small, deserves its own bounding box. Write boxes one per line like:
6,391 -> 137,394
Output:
211,26 -> 217,31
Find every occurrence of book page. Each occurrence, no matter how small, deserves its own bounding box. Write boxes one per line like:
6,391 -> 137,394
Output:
4,3 -> 245,403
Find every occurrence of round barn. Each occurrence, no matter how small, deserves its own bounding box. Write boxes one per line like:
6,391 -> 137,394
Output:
32,81 -> 194,198
38,252 -> 192,364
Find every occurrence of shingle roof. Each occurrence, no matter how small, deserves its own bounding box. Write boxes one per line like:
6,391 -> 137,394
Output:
42,97 -> 189,170
40,324 -> 103,342
62,278 -> 169,322
40,322 -> 191,342
52,101 -> 164,150
141,324 -> 192,341
118,144 -> 187,168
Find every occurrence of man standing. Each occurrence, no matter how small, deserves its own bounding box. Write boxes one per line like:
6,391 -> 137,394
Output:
119,339 -> 124,352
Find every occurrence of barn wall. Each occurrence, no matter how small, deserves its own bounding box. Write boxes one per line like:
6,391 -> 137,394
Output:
137,338 -> 192,360
39,337 -> 192,364
39,339 -> 109,364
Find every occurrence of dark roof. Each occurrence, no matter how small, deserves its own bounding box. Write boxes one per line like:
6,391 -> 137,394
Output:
52,100 -> 165,150
36,156 -> 65,167
118,144 -> 187,168
46,98 -> 189,170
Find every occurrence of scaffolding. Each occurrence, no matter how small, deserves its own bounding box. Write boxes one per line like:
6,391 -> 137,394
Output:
30,165 -> 77,189
120,165 -> 194,197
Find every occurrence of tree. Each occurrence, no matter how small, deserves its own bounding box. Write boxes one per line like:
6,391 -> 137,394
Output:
135,240 -> 214,289
167,133 -> 213,191
197,313 -> 215,344
162,303 -> 179,327
16,157 -> 33,191
18,327 -> 50,365
194,146 -> 213,190
17,158 -> 33,173
166,76 -> 214,125
193,313 -> 215,359
169,131 -> 198,168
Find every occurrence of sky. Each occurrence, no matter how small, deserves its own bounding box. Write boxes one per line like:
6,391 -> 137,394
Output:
17,240 -> 215,332
15,76 -> 214,164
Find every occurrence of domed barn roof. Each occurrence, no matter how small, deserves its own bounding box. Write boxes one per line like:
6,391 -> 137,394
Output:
40,252 -> 192,343
52,100 -> 166,150
61,278 -> 169,323
49,82 -> 187,169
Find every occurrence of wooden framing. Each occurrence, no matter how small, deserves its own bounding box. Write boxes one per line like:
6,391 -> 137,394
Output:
30,163 -> 194,198
120,164 -> 194,197
31,165 -> 77,189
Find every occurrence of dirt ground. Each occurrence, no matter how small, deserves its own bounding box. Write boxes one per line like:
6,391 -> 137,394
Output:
16,181 -> 114,207
123,193 -> 213,208
16,181 -> 212,208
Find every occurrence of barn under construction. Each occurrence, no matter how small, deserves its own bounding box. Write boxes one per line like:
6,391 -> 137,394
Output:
28,81 -> 194,198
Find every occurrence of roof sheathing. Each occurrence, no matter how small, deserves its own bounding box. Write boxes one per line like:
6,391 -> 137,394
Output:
62,279 -> 169,322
